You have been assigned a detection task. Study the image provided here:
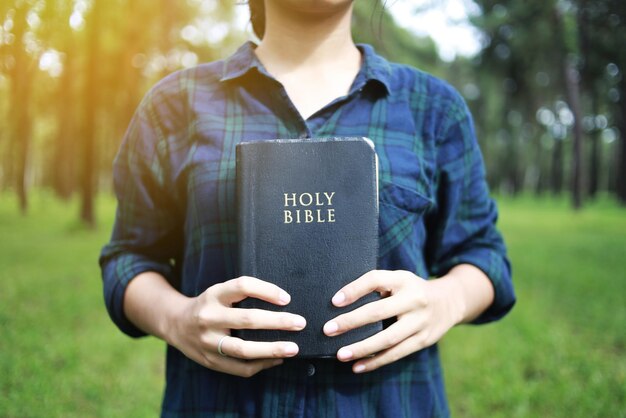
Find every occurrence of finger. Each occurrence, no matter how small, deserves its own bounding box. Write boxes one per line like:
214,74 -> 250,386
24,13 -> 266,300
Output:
216,276 -> 291,306
220,336 -> 300,359
224,308 -> 306,331
331,270 -> 398,307
333,318 -> 418,362
207,354 -> 284,378
351,332 -> 430,374
323,295 -> 411,336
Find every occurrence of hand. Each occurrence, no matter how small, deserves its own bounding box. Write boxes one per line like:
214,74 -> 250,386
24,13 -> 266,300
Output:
323,270 -> 465,373
166,276 -> 307,377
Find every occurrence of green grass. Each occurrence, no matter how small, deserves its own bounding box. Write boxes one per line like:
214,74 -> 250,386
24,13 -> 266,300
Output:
1,192 -> 625,417
441,195 -> 626,417
0,192 -> 163,417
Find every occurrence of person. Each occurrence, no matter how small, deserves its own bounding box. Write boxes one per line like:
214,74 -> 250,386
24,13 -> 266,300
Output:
99,1 -> 516,417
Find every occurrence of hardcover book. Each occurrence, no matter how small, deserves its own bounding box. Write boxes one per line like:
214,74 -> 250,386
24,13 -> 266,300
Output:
235,137 -> 382,358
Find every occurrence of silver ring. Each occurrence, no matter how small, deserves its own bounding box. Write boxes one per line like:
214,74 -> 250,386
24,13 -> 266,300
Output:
217,335 -> 229,357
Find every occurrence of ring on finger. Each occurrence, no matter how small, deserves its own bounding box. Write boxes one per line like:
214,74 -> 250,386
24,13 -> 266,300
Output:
217,335 -> 229,357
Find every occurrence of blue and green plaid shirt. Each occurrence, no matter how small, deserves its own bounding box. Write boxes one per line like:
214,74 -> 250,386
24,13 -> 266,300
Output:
100,41 -> 515,418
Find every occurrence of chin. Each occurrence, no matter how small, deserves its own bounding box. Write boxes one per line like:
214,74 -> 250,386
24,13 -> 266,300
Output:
270,0 -> 354,14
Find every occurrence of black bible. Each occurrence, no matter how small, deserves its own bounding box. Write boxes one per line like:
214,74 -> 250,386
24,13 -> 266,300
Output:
235,137 -> 382,358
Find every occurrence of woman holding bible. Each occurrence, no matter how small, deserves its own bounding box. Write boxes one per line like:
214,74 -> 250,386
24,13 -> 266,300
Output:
100,1 -> 516,417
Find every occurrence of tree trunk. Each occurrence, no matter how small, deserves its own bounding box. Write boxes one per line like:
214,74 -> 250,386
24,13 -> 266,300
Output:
578,0 -> 600,199
617,78 -> 626,204
564,62 -> 585,209
81,0 -> 100,226
121,0 -> 142,138
588,94 -> 601,198
552,5 -> 584,208
534,134 -> 545,196
9,4 -> 33,214
551,139 -> 564,195
53,35 -> 76,200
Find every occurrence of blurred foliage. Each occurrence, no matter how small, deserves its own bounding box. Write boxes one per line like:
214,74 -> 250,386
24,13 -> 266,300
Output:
465,0 -> 626,206
0,0 -> 625,224
0,0 -> 245,223
352,0 -> 441,74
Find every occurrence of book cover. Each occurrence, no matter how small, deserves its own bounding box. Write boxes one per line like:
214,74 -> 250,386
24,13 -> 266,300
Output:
234,137 -> 381,358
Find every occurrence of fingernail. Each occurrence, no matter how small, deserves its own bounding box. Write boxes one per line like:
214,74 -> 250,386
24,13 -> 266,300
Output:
273,359 -> 284,366
323,321 -> 339,334
293,316 -> 306,328
354,364 -> 366,373
337,347 -> 353,360
279,290 -> 291,304
332,292 -> 346,305
284,343 -> 299,355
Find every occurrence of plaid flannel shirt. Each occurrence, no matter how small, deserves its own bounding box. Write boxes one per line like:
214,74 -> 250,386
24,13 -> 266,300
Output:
100,41 -> 515,418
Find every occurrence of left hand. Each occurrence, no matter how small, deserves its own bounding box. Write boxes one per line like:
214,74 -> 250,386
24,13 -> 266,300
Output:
323,270 -> 465,373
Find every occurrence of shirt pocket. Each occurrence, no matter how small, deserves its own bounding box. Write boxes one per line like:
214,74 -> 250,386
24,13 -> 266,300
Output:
378,179 -> 434,259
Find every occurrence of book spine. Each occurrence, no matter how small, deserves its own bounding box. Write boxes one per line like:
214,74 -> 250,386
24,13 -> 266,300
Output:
236,144 -> 256,279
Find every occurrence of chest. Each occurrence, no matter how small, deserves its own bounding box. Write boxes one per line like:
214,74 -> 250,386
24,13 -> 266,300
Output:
278,70 -> 358,121
186,93 -> 434,201
176,86 -> 437,273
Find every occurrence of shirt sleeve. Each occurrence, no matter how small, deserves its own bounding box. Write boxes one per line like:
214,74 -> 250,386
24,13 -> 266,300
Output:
424,91 -> 516,324
99,86 -> 184,338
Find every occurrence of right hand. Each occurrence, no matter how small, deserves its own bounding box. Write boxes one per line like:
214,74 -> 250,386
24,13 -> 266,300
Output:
165,276 -> 306,377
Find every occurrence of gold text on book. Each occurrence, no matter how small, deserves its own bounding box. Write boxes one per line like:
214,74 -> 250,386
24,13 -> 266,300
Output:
283,192 -> 336,224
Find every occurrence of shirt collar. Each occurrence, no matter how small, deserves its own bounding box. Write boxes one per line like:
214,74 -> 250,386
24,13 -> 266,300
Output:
220,41 -> 264,82
220,41 -> 392,95
354,43 -> 392,94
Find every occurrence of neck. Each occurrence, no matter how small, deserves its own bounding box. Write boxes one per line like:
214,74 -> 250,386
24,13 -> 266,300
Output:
255,2 -> 359,72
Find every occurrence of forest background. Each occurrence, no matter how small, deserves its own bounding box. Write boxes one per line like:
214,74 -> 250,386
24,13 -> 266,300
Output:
1,0 -> 625,417
1,0 -> 625,220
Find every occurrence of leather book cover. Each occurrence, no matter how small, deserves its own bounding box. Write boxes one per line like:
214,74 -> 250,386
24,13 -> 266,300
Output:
234,137 -> 381,358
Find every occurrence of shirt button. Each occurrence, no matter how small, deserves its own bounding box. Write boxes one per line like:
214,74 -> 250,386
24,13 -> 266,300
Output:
306,363 -> 316,377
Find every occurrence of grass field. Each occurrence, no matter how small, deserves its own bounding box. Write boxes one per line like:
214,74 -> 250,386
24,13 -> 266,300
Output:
1,192 -> 625,417
441,196 -> 626,417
